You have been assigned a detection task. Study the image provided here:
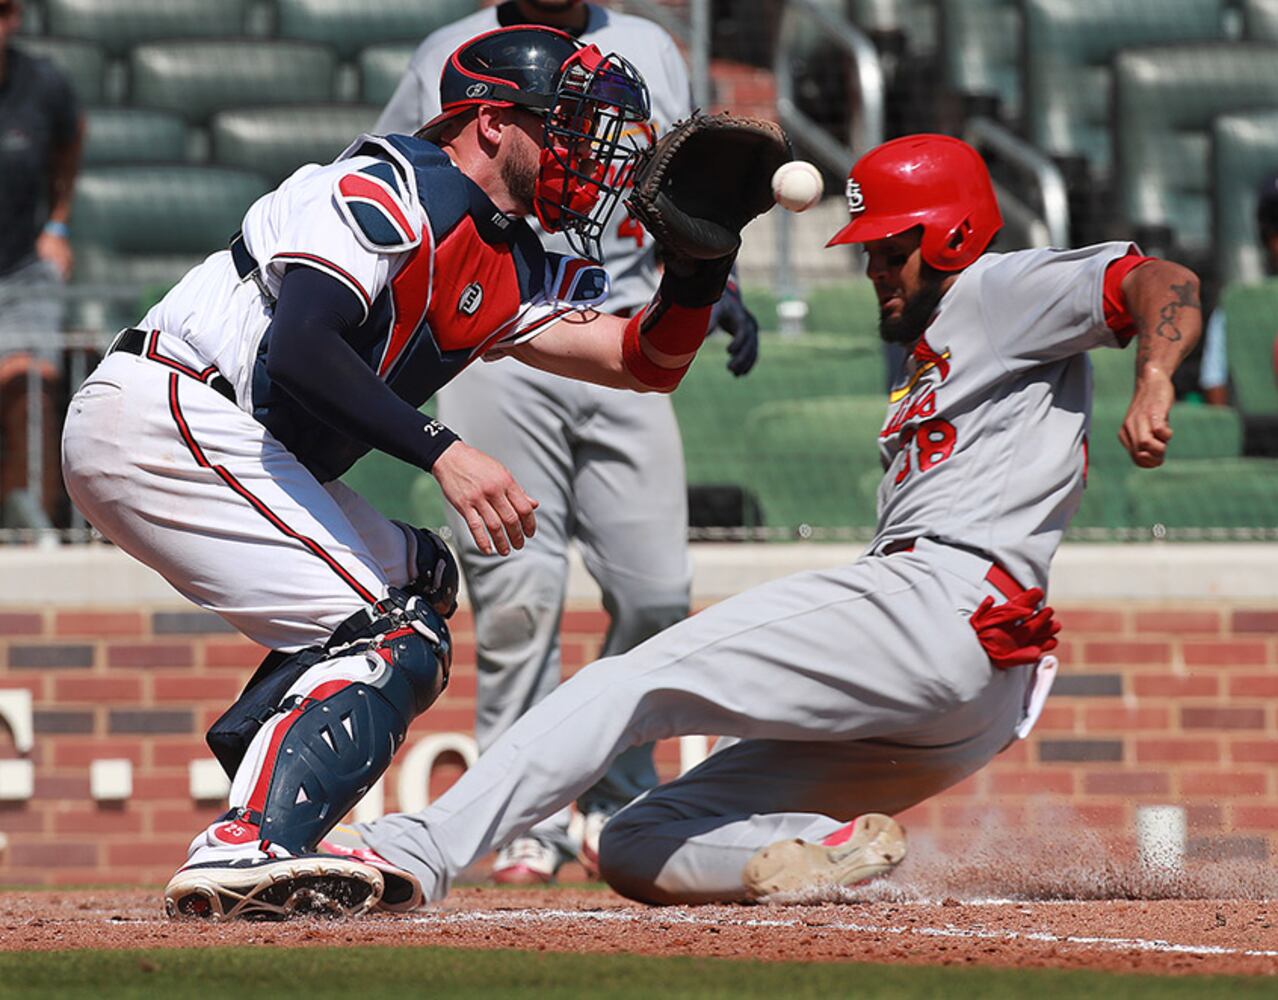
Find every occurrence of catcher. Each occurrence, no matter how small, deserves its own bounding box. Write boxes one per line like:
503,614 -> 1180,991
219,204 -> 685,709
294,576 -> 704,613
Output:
62,22 -> 789,919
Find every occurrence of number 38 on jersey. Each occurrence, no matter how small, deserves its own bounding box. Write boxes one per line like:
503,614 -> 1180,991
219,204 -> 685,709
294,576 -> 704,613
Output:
881,337 -> 959,486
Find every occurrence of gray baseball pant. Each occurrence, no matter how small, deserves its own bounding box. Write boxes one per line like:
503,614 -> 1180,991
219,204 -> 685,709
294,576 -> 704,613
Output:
437,358 -> 691,858
360,538 -> 1032,903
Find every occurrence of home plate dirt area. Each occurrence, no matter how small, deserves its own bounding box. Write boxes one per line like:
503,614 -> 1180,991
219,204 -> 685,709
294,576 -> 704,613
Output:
3,886 -> 1276,976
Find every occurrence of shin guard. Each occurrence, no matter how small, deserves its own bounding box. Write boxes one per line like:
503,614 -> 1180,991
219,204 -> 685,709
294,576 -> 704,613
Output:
213,598 -> 450,855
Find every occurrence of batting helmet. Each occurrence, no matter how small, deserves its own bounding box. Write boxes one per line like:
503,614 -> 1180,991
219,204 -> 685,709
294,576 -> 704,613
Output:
826,134 -> 1002,271
418,26 -> 651,262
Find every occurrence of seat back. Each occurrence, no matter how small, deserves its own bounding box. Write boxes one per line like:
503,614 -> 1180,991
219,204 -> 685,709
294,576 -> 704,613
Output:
1023,0 -> 1225,177
275,0 -> 476,62
1126,457 -> 1278,529
1212,110 -> 1278,286
1087,400 -> 1243,471
1114,43 -> 1278,256
1221,279 -> 1278,417
742,395 -> 888,531
1243,0 -> 1278,39
211,105 -> 381,184
15,37 -> 107,104
83,108 -> 188,165
45,0 -> 249,58
358,42 -> 418,108
70,165 -> 271,331
130,41 -> 337,124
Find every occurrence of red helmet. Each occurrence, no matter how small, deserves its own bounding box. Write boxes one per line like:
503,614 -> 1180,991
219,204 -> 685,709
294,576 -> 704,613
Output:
826,134 -> 1002,271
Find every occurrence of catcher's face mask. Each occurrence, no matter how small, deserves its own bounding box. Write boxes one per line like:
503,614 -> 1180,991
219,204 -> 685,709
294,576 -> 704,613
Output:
533,45 -> 651,261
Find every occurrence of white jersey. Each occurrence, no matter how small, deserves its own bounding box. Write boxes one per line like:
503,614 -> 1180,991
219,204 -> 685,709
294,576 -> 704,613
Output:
376,3 -> 693,313
142,133 -> 609,481
872,242 -> 1136,590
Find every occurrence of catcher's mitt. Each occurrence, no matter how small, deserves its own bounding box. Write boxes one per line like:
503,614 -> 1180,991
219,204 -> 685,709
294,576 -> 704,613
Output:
625,112 -> 792,262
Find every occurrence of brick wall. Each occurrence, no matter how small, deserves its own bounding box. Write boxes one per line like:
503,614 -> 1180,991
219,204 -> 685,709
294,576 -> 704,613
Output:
1,600 -> 1275,885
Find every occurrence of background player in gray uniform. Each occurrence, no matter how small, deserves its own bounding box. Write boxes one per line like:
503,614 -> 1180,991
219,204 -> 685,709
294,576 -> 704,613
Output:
344,134 -> 1201,906
377,0 -> 760,883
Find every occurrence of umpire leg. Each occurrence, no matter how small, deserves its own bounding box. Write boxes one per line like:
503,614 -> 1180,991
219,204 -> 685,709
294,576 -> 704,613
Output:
438,361 -> 578,857
572,387 -> 691,818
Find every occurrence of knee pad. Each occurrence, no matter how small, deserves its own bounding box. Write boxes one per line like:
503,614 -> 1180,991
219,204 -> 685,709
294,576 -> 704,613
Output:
216,596 -> 450,855
207,588 -> 450,779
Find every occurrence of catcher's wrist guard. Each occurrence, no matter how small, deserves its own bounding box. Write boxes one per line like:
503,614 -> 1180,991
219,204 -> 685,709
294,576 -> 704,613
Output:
620,251 -> 739,389
621,305 -> 708,390
660,252 -> 737,309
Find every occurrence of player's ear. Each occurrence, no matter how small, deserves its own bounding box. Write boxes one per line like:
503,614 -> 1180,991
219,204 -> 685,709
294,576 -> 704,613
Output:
475,104 -> 508,150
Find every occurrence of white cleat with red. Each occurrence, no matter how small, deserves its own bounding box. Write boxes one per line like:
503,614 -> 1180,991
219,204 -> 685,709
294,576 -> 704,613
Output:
491,836 -> 562,885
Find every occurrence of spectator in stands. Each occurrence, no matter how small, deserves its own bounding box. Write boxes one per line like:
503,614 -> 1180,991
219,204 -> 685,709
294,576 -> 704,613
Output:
1200,172 -> 1278,406
0,0 -> 83,525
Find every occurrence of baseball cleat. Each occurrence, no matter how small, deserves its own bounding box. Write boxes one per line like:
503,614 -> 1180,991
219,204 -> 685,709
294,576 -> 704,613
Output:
164,855 -> 384,922
318,825 -> 423,913
491,836 -> 561,885
741,813 -> 907,899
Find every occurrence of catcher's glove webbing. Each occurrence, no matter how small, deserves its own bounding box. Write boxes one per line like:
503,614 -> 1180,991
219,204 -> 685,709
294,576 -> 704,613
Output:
620,113 -> 790,390
625,112 -> 792,266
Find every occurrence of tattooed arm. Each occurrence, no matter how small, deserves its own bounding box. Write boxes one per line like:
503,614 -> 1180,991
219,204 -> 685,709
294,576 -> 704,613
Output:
1117,261 -> 1202,468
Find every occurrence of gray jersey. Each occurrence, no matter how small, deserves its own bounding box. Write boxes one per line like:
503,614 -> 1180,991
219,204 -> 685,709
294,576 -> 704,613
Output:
376,4 -> 692,313
872,242 -> 1135,590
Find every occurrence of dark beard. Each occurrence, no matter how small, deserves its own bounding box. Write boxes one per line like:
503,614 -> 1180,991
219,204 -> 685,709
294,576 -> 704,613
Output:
501,148 -> 538,216
879,278 -> 946,345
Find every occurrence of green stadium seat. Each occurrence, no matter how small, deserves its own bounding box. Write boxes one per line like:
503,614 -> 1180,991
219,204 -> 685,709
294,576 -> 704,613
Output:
70,165 -> 271,332
73,164 -> 269,259
1221,280 -> 1278,419
1243,0 -> 1278,38
211,105 -> 381,184
1087,400 -> 1243,470
130,41 -> 337,124
83,108 -> 188,165
939,0 -> 1022,122
1022,0 -> 1225,180
14,37 -> 106,104
672,331 -> 887,499
359,43 -> 417,107
1212,110 -> 1278,287
741,395 -> 886,531
803,281 -> 881,338
1114,43 -> 1278,259
1089,346 -> 1136,402
45,0 -> 249,58
1125,457 -> 1278,529
275,0 -> 476,62
339,395 -> 444,528
1068,468 -> 1130,532
341,453 -> 437,527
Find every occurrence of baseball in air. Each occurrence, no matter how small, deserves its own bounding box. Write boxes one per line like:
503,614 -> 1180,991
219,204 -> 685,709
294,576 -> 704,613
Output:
771,160 -> 824,212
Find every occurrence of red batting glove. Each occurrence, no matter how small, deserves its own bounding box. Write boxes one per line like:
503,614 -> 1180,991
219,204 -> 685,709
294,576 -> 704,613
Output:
969,587 -> 1062,669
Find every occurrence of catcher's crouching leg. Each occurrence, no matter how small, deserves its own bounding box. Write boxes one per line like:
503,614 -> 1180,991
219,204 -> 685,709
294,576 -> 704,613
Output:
166,592 -> 450,921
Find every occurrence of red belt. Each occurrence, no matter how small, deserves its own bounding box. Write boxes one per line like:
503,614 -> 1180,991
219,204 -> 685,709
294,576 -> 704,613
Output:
882,539 -> 1027,600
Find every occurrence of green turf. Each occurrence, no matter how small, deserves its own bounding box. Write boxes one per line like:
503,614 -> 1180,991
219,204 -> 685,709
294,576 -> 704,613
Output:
0,946 -> 1270,999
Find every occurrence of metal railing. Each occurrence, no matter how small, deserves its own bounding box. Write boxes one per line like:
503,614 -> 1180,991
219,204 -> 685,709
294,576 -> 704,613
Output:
774,0 -> 885,176
965,116 -> 1071,249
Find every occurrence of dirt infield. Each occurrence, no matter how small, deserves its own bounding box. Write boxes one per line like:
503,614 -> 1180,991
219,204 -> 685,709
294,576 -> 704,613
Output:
2,886 -> 1276,977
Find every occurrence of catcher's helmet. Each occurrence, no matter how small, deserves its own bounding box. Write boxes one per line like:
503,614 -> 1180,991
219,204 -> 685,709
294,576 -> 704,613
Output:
419,25 -> 651,262
826,134 -> 1002,271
